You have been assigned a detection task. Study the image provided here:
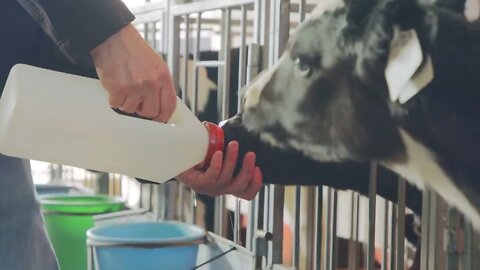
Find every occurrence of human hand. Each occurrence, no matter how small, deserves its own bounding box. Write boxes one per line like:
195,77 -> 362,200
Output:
91,24 -> 176,122
177,141 -> 263,200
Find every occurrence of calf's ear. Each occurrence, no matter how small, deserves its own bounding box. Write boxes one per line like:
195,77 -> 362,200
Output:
384,27 -> 433,103
353,0 -> 434,102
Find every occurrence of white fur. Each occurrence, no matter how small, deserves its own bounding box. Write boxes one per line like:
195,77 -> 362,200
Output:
382,128 -> 480,230
243,68 -> 275,109
289,138 -> 351,162
310,0 -> 345,17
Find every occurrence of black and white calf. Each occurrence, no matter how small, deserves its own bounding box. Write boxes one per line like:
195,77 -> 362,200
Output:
223,0 -> 480,227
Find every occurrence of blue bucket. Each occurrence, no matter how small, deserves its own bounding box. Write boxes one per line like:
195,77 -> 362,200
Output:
87,222 -> 205,270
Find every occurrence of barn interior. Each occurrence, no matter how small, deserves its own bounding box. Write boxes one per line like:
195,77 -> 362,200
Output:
2,0 -> 480,269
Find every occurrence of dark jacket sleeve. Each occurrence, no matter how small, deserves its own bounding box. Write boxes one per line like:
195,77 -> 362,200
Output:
15,0 -> 135,64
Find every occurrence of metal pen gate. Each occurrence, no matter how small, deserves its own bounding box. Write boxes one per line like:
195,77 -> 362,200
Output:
127,1 -> 480,269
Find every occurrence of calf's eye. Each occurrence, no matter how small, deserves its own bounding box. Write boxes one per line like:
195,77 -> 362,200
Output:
294,58 -> 312,77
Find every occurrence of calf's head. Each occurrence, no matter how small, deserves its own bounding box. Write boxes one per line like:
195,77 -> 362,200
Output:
238,0 -> 438,163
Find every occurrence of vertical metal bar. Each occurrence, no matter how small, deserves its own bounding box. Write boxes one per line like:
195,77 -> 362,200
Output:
470,224 -> 480,270
367,163 -> 378,270
190,19 -> 201,238
349,192 -> 360,270
331,190 -> 338,270
182,14 -> 190,102
165,7 -> 181,219
214,196 -> 226,236
325,188 -> 333,270
421,189 -> 432,270
260,0 -> 270,69
253,0 -> 269,46
299,0 -> 306,22
463,221 -> 473,270
159,13 -> 164,53
269,0 -> 290,65
247,194 -> 259,251
178,13 -> 191,223
354,193 -> 360,270
446,207 -> 459,270
163,0 -> 171,54
315,186 -> 323,270
253,0 -> 261,44
245,43 -> 261,252
263,186 -> 270,232
233,6 -> 247,245
155,184 -> 166,220
214,7 -> 232,238
279,0 -> 290,53
144,22 -> 150,44
246,43 -> 261,86
306,187 -> 317,270
238,5 -> 248,102
268,0 -> 277,67
192,12 -> 202,116
221,8 -> 232,120
267,185 -> 285,265
53,164 -> 63,183
190,191 -> 197,224
234,198 -> 241,244
382,200 -> 390,270
262,185 -> 274,263
178,186 -> 185,222
396,177 -> 407,270
427,192 -> 438,270
390,203 -> 398,270
167,13 -> 181,91
148,183 -> 153,212
152,21 -> 157,51
292,186 -> 301,269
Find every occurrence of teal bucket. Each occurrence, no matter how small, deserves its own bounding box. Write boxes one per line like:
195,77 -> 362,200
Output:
87,222 -> 206,270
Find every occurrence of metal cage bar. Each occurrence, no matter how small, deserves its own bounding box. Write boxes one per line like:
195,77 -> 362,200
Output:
367,163 -> 378,270
292,186 -> 301,269
396,177 -> 407,270
315,186 -> 323,270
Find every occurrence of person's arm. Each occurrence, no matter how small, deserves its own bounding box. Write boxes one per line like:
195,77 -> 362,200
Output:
16,0 -> 176,121
15,0 -> 134,64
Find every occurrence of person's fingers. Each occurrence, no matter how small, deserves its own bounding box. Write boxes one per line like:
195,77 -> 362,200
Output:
236,167 -> 262,200
222,152 -> 256,195
137,88 -> 160,118
154,73 -> 176,123
109,92 -> 127,109
185,151 -> 223,193
120,94 -> 144,113
203,151 -> 223,180
216,141 -> 239,186
176,169 -> 195,186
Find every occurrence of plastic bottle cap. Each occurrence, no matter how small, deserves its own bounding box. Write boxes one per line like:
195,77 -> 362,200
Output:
196,122 -> 225,170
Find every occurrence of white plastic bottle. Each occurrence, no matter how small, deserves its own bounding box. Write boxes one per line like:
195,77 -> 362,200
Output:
0,64 -> 224,183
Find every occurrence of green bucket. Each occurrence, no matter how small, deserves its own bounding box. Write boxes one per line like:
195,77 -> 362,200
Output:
41,195 -> 125,270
